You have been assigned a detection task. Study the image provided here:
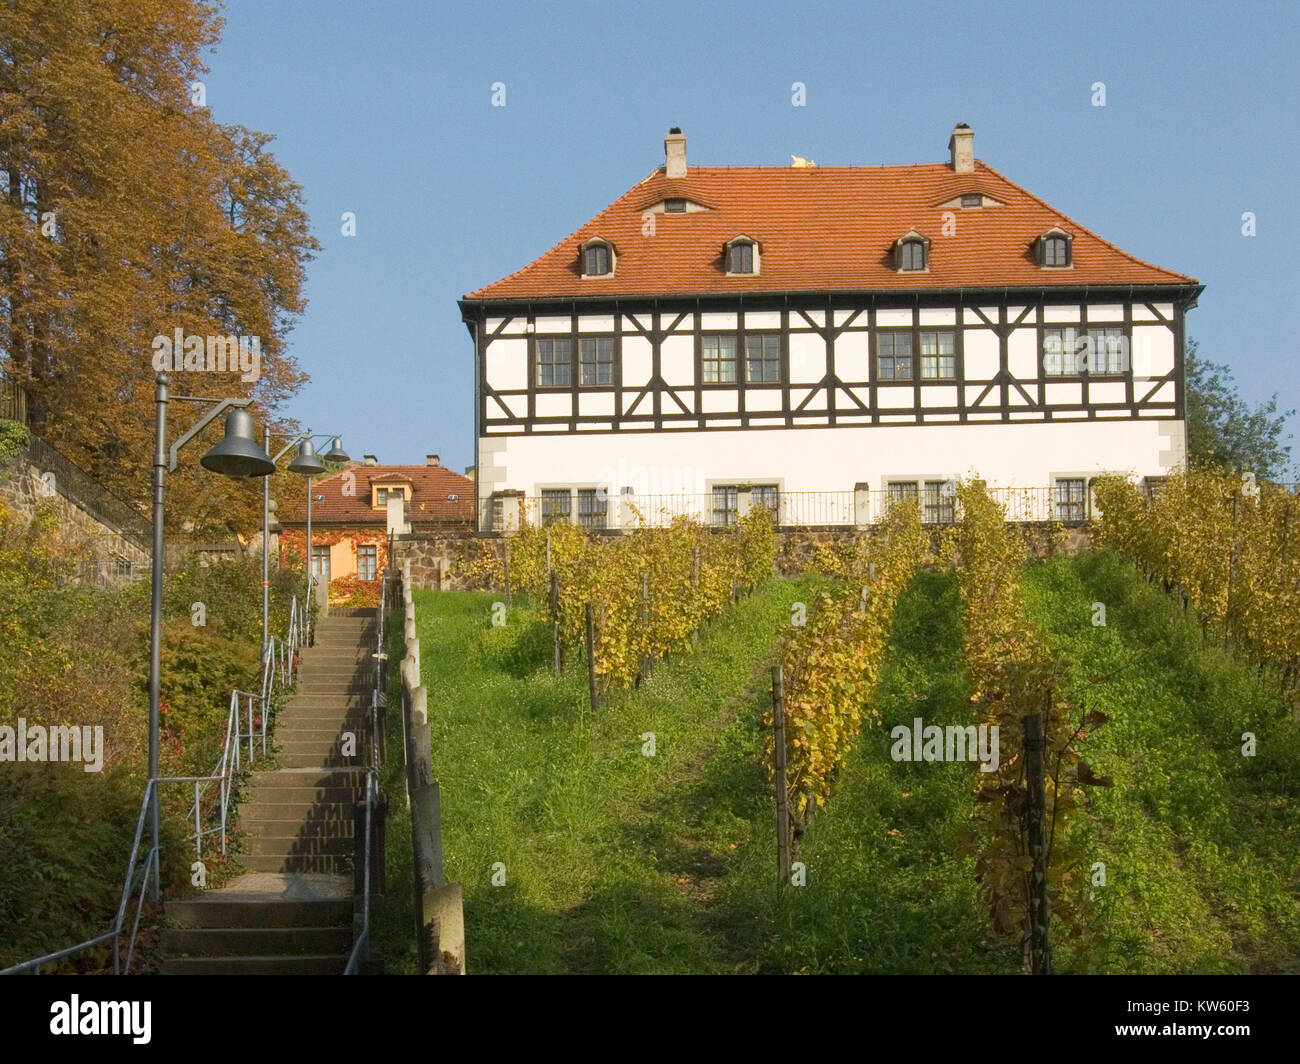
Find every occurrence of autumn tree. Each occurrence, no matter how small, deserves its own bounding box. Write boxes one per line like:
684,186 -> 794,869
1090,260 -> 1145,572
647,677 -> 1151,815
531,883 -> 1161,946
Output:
0,0 -> 319,535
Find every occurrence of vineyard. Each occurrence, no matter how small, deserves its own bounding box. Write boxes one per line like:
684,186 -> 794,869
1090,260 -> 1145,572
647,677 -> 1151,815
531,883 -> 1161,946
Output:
392,472 -> 1300,974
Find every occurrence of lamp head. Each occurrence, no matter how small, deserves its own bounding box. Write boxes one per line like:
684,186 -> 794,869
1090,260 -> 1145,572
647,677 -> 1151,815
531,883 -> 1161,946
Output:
287,437 -> 327,476
200,408 -> 275,479
322,436 -> 350,462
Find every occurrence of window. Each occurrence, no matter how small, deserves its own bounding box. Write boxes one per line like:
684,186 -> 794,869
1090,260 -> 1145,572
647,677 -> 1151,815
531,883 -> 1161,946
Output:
376,487 -> 404,505
583,243 -> 612,276
1042,326 -> 1078,376
712,486 -> 739,528
577,488 -> 607,529
490,496 -> 504,531
961,194 -> 982,207
1056,478 -> 1086,522
536,337 -> 572,387
702,335 -> 737,383
357,544 -> 377,581
1144,476 -> 1168,501
744,334 -> 780,383
888,481 -> 919,509
111,557 -> 134,581
1088,326 -> 1127,375
580,337 -> 614,386
541,489 -> 572,526
664,198 -> 686,213
897,238 -> 927,271
877,330 -> 913,381
727,241 -> 755,274
376,487 -> 388,504
924,481 -> 955,525
920,330 -> 955,379
311,545 -> 331,580
752,485 -> 779,519
1039,232 -> 1072,267
1044,326 -> 1128,376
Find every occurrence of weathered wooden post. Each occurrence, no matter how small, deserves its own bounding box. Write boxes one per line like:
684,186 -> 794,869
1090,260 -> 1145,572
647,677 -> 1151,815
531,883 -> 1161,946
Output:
639,571 -> 651,682
585,601 -> 598,714
550,569 -> 561,676
772,664 -> 791,886
691,546 -> 700,642
1023,711 -> 1052,975
503,547 -> 511,605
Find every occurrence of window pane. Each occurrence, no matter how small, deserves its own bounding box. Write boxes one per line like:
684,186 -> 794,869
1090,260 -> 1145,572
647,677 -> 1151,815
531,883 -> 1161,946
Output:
712,485 -> 738,527
1056,479 -> 1086,521
745,334 -> 780,382
920,330 -> 955,379
578,488 -> 607,529
703,335 -> 737,383
542,489 -> 572,526
924,481 -> 955,524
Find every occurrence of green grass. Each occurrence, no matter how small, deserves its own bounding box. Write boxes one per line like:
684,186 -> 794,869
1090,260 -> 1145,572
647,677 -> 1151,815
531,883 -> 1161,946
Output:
1022,550 -> 1300,974
371,553 -> 1300,974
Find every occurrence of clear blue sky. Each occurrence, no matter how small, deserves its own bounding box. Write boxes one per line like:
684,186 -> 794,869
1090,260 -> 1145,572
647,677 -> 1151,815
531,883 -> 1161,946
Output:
206,0 -> 1300,474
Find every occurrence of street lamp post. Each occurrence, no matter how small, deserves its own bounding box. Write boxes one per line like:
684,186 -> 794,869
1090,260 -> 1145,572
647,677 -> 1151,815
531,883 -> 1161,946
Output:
149,373 -> 275,903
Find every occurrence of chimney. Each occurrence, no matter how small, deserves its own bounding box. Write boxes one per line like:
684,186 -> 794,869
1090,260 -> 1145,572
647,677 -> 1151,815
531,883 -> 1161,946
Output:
948,123 -> 974,173
363,454 -> 377,466
665,127 -> 686,179
427,454 -> 440,467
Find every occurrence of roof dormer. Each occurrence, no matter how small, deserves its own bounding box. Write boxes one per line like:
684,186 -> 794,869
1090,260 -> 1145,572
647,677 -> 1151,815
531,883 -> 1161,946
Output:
1036,227 -> 1073,268
580,237 -> 616,278
724,235 -> 759,276
894,230 -> 930,272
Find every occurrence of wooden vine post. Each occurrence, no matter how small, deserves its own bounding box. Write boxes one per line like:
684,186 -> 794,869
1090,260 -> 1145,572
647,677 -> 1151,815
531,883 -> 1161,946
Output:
639,571 -> 651,682
1023,711 -> 1052,975
503,547 -> 511,605
585,601 -> 598,714
550,569 -> 561,676
772,664 -> 791,886
691,546 -> 700,642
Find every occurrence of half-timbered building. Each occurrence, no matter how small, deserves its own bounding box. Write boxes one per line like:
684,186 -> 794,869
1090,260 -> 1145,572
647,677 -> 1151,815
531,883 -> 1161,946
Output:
459,125 -> 1202,530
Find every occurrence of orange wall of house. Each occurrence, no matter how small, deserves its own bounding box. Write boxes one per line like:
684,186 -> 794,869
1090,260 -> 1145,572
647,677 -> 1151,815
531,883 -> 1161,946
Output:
328,539 -> 356,580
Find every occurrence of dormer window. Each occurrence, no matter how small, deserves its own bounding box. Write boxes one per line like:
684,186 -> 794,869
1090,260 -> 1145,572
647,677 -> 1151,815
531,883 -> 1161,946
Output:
664,198 -> 686,213
895,232 -> 929,272
725,236 -> 759,275
580,238 -> 615,278
1037,228 -> 1072,268
961,194 -> 982,207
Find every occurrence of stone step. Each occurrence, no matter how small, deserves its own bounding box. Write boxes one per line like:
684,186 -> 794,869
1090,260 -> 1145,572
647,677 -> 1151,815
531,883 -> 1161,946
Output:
243,835 -> 353,858
163,926 -> 352,956
276,751 -> 365,770
240,800 -> 357,821
166,897 -> 352,929
240,854 -> 352,874
243,817 -> 355,838
162,953 -> 349,975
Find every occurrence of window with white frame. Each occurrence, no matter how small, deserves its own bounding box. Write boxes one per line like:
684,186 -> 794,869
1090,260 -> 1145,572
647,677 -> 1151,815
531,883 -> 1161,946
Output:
702,334 -> 737,383
577,488 -> 607,529
536,337 -> 572,387
1055,478 -> 1086,522
579,337 -> 614,386
357,544 -> 377,581
541,489 -> 571,526
919,330 -> 955,379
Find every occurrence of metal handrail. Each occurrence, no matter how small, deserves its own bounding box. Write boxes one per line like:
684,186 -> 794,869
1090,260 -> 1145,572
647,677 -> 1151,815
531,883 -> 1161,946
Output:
344,559 -> 390,974
2,593 -> 304,976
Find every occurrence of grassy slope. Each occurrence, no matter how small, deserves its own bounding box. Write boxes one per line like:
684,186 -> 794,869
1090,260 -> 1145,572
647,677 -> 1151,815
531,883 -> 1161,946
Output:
1022,551 -> 1300,974
725,568 -> 1021,974
377,578 -> 812,974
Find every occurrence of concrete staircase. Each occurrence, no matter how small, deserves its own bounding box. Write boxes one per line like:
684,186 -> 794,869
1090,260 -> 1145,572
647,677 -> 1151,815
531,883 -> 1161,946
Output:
161,608 -> 377,975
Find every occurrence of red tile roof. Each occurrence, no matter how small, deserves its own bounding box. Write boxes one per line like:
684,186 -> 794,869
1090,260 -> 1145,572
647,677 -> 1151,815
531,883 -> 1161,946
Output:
463,162 -> 1196,300
281,464 -> 473,526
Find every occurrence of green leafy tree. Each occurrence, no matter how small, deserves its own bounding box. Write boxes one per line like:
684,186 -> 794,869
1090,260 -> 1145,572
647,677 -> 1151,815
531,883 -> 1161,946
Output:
1185,339 -> 1294,480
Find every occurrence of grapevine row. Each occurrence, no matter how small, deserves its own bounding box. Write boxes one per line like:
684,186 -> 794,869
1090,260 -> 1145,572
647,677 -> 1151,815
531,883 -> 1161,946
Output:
1093,470 -> 1300,679
764,502 -> 928,831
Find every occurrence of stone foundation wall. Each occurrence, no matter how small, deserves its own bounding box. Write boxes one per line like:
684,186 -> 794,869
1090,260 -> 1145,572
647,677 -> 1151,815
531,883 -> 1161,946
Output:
391,522 -> 1093,593
0,453 -> 150,585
